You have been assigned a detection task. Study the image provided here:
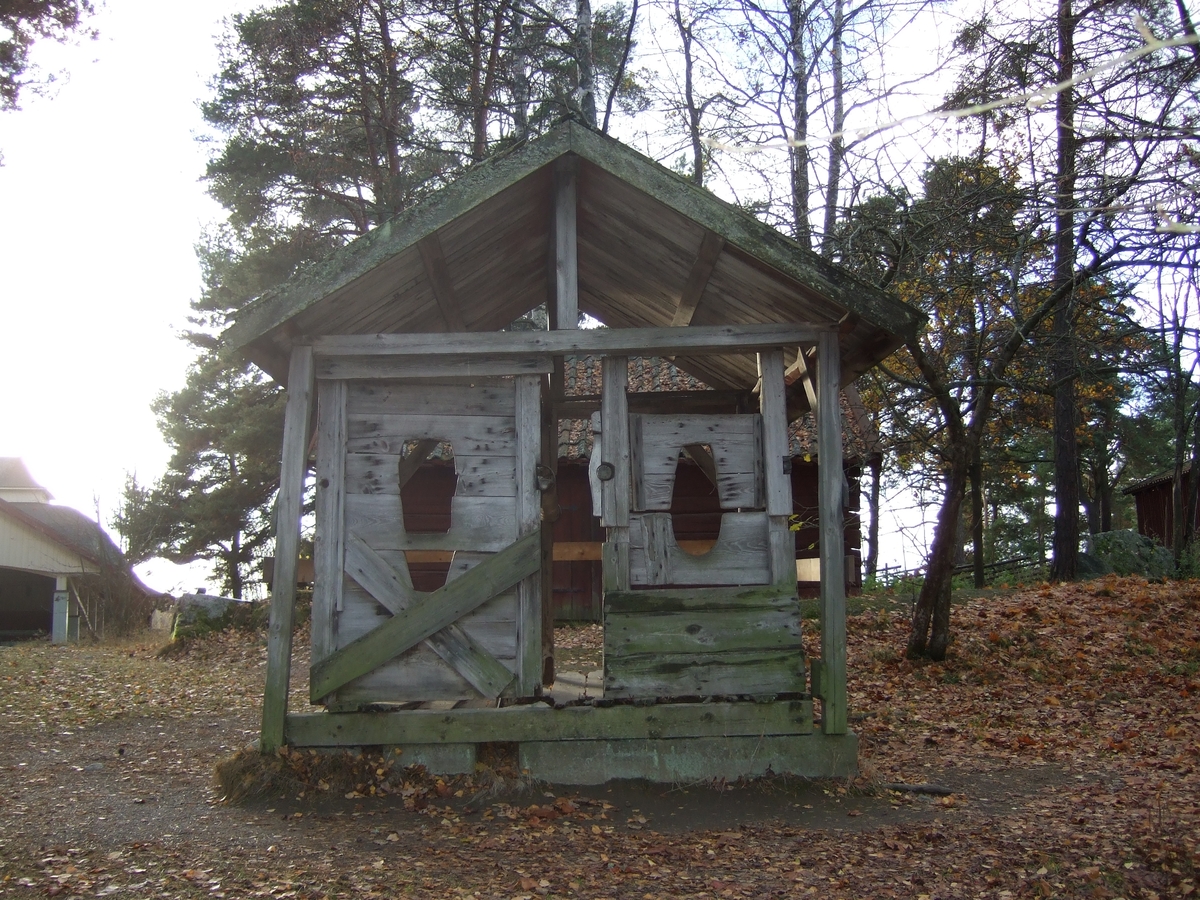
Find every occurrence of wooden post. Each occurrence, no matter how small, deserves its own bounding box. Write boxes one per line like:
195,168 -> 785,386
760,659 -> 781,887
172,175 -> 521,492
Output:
261,345 -> 315,753
542,156 -> 578,684
601,356 -> 630,591
816,331 -> 848,735
554,156 -> 579,330
515,373 -> 543,695
758,349 -> 795,585
311,379 -> 346,666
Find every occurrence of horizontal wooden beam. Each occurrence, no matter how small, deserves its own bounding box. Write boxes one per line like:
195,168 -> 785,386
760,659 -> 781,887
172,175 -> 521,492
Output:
553,389 -> 751,419
312,324 -> 831,360
551,539 -> 716,562
316,354 -> 553,380
285,699 -> 813,746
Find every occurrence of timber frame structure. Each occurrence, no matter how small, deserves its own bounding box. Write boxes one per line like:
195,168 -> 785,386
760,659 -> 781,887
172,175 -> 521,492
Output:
224,120 -> 921,783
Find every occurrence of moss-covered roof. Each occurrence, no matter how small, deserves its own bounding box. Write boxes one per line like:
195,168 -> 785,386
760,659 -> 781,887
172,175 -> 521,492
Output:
222,120 -> 921,394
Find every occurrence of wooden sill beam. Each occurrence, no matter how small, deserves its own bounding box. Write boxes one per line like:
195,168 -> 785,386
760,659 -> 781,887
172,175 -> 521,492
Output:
553,389 -> 751,419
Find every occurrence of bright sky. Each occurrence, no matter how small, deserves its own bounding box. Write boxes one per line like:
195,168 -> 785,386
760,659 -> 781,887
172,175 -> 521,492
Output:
0,1 -> 255,593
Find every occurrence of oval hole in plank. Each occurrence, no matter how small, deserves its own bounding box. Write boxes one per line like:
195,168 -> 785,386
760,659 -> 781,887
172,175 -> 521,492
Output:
670,448 -> 721,557
400,439 -> 457,588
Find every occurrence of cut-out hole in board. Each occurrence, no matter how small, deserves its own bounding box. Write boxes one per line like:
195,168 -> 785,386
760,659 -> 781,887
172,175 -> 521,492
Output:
400,440 -> 457,589
670,447 -> 721,557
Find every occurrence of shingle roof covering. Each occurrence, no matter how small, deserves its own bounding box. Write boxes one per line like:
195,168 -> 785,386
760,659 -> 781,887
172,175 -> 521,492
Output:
0,499 -> 125,569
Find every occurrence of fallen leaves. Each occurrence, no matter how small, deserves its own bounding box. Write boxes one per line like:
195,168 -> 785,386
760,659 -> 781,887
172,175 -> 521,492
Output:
0,576 -> 1197,898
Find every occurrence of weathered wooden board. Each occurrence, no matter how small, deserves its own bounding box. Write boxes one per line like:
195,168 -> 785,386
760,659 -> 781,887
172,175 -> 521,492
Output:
630,414 -> 763,511
347,381 -> 516,417
629,511 -> 770,586
817,330 -> 848,735
606,607 -> 801,656
602,537 -> 630,591
336,586 -> 517,652
312,379 -> 347,664
519,732 -> 856,784
758,350 -> 791,517
311,529 -> 540,700
312,323 -> 825,358
604,584 -> 799,614
671,230 -> 726,327
554,156 -> 579,329
417,232 -> 467,331
285,699 -> 813,746
604,649 -> 806,698
346,414 -> 516,455
328,642 -> 499,707
514,374 -> 542,695
345,493 -> 518,552
262,345 -> 315,753
317,354 -> 553,380
343,533 -> 514,698
344,452 -> 516,497
600,356 -> 630,528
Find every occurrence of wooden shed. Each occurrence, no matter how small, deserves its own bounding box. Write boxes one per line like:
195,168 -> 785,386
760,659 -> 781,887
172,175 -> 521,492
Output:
223,120 -> 921,783
1125,465 -> 1200,549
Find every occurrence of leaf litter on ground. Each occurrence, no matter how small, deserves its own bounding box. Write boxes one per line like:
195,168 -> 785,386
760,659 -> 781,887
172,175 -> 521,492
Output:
0,575 -> 1195,898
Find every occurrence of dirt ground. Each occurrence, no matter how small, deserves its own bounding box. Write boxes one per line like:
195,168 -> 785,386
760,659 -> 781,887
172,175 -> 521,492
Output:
1,576 -> 1197,898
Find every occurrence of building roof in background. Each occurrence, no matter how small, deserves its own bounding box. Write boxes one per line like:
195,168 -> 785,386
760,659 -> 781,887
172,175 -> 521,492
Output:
0,457 -> 53,503
0,497 -> 124,570
1123,464 -> 1190,496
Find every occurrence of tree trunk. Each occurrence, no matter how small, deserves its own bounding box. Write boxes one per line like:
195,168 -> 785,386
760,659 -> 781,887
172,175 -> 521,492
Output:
575,0 -> 597,126
971,460 -> 985,588
787,0 -> 811,249
1049,0 -> 1080,582
908,452 -> 969,660
674,0 -> 704,185
864,454 -> 882,580
1185,398 -> 1200,558
819,0 -> 845,259
602,0 -> 637,133
511,1 -> 530,140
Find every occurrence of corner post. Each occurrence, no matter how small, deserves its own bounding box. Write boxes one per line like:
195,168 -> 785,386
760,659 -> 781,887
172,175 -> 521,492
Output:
817,331 -> 848,734
261,344 -> 315,753
758,349 -> 794,585
600,356 -> 630,591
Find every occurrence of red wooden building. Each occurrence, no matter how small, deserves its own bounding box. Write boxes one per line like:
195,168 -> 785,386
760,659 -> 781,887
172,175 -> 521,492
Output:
1125,464 -> 1199,549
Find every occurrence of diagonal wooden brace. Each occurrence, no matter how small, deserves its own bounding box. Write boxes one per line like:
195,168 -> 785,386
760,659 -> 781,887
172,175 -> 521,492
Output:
340,532 -> 514,700
310,529 -> 540,701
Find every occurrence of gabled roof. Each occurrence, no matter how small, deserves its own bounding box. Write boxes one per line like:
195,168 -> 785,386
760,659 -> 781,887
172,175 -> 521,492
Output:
0,497 -> 124,570
222,120 -> 921,396
0,498 -> 157,596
